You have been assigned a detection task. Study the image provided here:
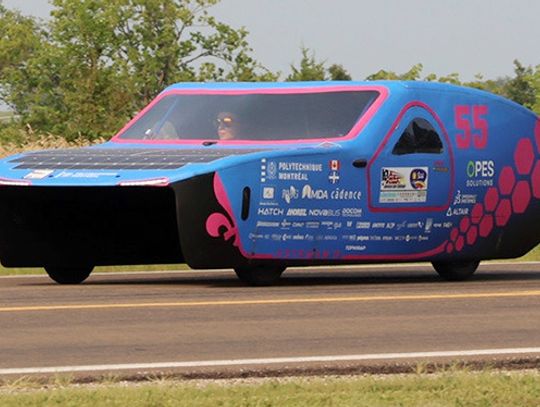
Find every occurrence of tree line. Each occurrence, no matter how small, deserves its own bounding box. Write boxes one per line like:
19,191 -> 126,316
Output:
1,0 -> 539,143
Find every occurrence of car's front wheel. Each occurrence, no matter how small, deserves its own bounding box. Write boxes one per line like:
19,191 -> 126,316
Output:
432,261 -> 480,281
234,266 -> 285,286
45,265 -> 94,284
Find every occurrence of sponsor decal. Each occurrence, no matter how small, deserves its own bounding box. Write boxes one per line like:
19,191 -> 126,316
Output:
267,161 -> 277,179
331,188 -> 361,200
290,185 -> 362,201
282,186 -> 299,204
279,162 -> 323,172
380,167 -> 429,203
345,245 -> 367,252
356,221 -> 371,229
466,160 -> 495,187
257,207 -> 284,216
342,208 -> 363,217
410,168 -> 428,190
379,190 -> 427,204
328,160 -> 341,184
308,208 -> 341,217
24,169 -> 53,179
256,221 -> 280,228
55,171 -> 119,178
453,190 -> 477,205
266,161 -> 324,182
328,171 -> 340,184
302,184 -> 328,200
330,160 -> 340,171
446,207 -> 470,216
286,208 -> 307,216
262,186 -> 275,200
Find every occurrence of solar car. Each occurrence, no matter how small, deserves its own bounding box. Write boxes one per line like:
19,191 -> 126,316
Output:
0,81 -> 538,285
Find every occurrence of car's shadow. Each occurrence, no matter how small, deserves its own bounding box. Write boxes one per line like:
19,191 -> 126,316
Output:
74,267 -> 540,288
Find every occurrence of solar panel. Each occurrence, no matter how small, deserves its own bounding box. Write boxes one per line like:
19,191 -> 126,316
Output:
9,148 -> 265,170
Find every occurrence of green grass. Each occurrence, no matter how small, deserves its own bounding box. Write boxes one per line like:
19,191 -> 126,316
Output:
0,370 -> 539,406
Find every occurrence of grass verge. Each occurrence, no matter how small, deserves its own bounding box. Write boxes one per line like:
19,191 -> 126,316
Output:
0,370 -> 539,406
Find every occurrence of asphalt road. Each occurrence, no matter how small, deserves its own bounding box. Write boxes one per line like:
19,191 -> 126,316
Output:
1,262 -> 539,377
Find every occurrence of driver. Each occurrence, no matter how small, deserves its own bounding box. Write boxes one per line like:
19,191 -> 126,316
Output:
215,112 -> 239,140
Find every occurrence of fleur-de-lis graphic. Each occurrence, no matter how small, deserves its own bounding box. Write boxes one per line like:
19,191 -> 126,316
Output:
205,174 -> 239,247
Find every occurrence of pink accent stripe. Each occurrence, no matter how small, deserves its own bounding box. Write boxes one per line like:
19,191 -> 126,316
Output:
111,85 -> 389,146
366,101 -> 455,213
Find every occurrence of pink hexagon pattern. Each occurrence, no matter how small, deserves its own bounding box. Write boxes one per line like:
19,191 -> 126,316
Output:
533,161 -> 540,199
479,215 -> 494,238
498,166 -> 516,196
514,138 -> 535,175
535,119 -> 540,154
466,226 -> 478,246
484,187 -> 499,212
471,203 -> 484,224
459,217 -> 470,234
456,235 -> 465,251
450,227 -> 459,242
495,199 -> 512,227
511,181 -> 531,214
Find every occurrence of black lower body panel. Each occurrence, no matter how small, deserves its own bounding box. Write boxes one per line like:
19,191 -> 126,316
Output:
0,186 -> 184,267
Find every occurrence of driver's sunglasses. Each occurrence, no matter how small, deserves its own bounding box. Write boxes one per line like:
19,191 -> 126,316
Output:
215,117 -> 234,128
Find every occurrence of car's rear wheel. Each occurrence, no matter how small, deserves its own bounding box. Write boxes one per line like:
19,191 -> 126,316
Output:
234,266 -> 285,286
432,260 -> 479,281
45,265 -> 94,284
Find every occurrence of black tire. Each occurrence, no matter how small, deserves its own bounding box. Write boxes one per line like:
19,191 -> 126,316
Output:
432,260 -> 480,281
45,265 -> 94,284
234,266 -> 285,286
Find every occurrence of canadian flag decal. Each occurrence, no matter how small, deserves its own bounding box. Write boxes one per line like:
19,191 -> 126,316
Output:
330,160 -> 340,171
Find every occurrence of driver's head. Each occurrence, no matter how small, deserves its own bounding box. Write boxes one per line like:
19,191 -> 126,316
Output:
216,112 -> 238,140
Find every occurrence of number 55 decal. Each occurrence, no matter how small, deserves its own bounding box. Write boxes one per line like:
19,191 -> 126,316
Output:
454,105 -> 488,149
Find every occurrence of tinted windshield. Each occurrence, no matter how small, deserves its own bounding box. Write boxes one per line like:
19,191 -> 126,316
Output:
117,91 -> 379,141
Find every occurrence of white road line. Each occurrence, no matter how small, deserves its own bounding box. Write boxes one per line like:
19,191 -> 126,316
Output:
1,347 -> 539,375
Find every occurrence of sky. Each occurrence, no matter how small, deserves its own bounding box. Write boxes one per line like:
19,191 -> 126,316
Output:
2,0 -> 540,81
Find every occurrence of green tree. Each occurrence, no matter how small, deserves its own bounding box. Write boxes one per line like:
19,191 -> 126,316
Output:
286,47 -> 327,81
0,0 -> 276,141
286,47 -> 352,81
531,65 -> 540,114
503,60 -> 536,108
328,64 -> 352,81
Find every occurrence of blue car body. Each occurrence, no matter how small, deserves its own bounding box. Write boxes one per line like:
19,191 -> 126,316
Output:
0,81 -> 538,283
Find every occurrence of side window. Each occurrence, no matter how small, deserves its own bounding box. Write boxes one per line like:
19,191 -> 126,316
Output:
392,118 -> 443,155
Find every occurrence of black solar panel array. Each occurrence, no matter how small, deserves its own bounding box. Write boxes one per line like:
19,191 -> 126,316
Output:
9,148 -> 264,170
